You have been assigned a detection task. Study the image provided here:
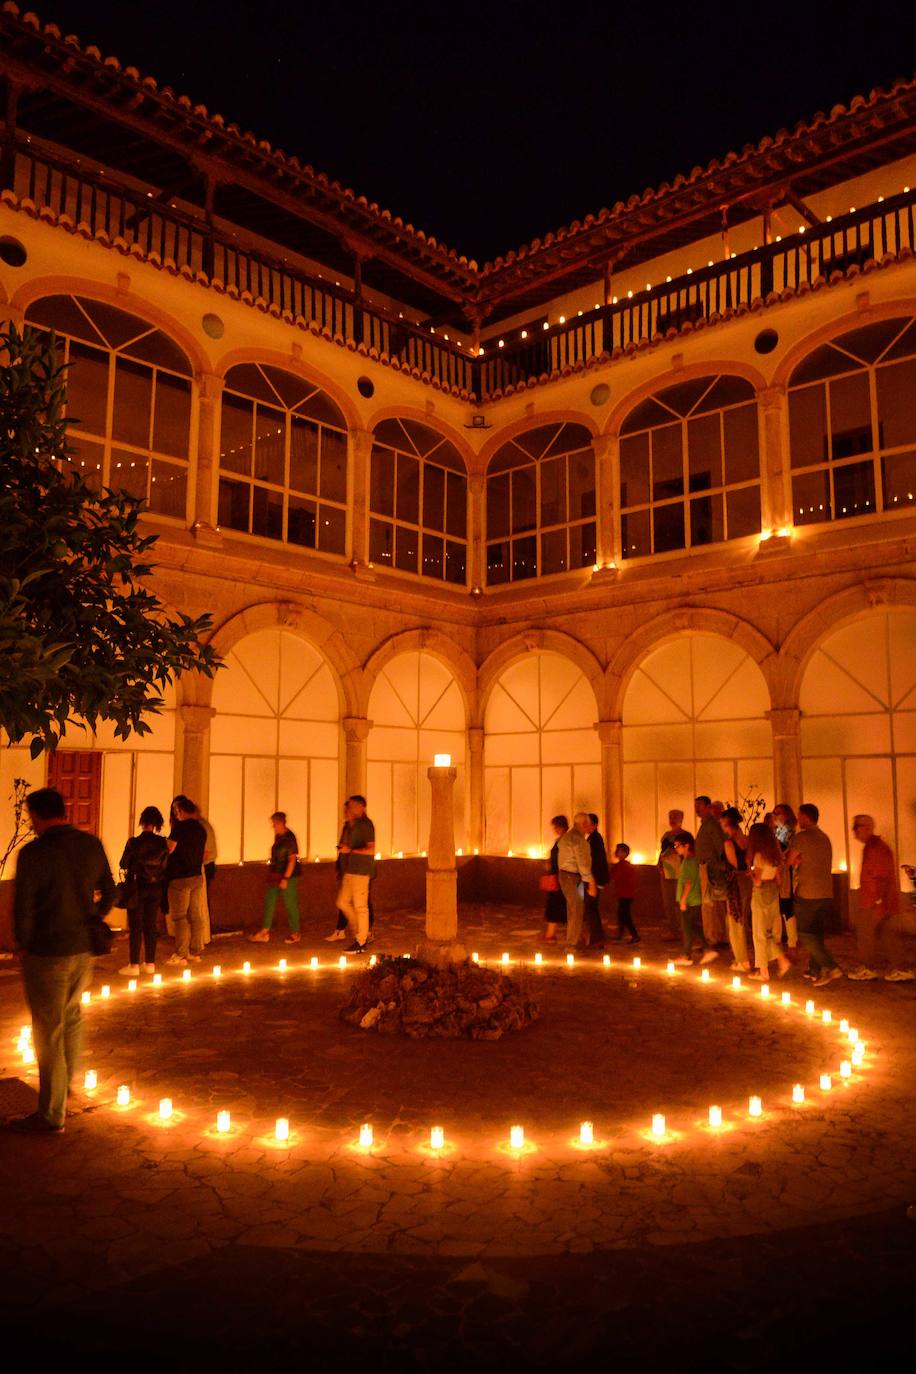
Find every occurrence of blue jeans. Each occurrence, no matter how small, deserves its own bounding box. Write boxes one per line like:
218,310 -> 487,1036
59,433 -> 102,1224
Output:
21,952 -> 94,1128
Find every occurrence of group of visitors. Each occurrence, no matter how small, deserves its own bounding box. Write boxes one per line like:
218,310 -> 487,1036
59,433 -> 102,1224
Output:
542,813 -> 639,951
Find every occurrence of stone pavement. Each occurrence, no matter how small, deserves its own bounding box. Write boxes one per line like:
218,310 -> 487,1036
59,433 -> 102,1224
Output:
1,902 -> 914,1369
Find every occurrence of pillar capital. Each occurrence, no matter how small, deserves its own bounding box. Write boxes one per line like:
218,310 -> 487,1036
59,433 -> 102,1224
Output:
759,384 -> 787,411
468,725 -> 485,753
342,716 -> 372,745
350,426 -> 375,457
178,703 -> 216,733
766,707 -> 801,736
591,432 -> 617,459
195,371 -> 225,403
594,719 -> 622,747
468,473 -> 486,496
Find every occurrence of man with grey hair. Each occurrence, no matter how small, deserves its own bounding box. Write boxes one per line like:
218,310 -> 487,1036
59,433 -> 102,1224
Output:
848,814 -> 912,981
558,820 -> 597,951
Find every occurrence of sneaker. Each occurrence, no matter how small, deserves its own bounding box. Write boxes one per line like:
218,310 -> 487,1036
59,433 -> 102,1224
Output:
325,929 -> 347,943
167,953 -> 188,966
345,941 -> 366,954
885,968 -> 916,982
847,966 -> 880,982
729,962 -> 750,973
284,933 -> 301,945
813,967 -> 844,989
248,929 -> 270,943
118,964 -> 140,977
674,956 -> 693,967
699,949 -> 720,965
4,1112 -> 64,1136
141,963 -> 156,976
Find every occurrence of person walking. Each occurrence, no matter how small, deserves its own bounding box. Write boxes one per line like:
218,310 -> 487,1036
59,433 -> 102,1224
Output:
337,794 -> 376,953
847,815 -> 909,981
577,812 -> 609,948
673,831 -> 718,967
772,804 -> 798,949
787,803 -> 842,989
118,806 -> 168,976
249,812 -> 301,944
657,810 -> 684,941
721,807 -> 751,972
542,815 -> 569,944
557,820 -> 596,951
6,788 -> 115,1135
610,843 -> 640,942
165,795 -> 206,967
325,800 -> 376,943
746,822 -> 791,981
695,795 -> 727,944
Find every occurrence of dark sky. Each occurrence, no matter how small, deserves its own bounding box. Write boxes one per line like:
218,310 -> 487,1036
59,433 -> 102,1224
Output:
30,0 -> 916,263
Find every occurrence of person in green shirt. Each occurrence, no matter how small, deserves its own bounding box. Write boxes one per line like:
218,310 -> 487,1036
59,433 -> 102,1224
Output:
337,794 -> 376,952
673,832 -> 719,968
249,812 -> 301,944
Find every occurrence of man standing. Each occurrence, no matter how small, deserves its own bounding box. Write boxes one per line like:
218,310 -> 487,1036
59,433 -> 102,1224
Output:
787,803 -> 842,988
695,795 -> 727,945
847,815 -> 906,981
557,821 -> 597,951
577,812 -> 608,948
7,787 -> 115,1135
657,809 -> 685,941
166,795 -> 207,967
337,794 -> 376,953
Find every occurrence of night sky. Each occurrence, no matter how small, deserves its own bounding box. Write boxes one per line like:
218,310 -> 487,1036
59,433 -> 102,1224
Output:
29,0 -> 916,263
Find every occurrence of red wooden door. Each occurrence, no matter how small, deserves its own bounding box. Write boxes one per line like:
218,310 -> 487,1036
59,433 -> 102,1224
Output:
47,751 -> 102,834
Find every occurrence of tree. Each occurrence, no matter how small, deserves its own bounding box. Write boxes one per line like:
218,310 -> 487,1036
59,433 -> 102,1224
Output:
0,323 -> 220,757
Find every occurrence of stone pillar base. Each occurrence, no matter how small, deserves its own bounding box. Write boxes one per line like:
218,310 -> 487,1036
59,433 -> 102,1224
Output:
425,869 -> 458,942
414,937 -> 469,968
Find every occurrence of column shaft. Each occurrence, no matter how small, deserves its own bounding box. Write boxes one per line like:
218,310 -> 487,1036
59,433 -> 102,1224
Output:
768,707 -> 803,810
468,726 -> 484,852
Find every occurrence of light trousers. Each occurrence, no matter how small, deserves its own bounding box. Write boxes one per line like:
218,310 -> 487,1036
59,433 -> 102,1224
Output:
559,871 -> 585,947
21,952 -> 94,1128
751,880 -> 783,972
168,876 -> 204,958
338,872 -> 371,944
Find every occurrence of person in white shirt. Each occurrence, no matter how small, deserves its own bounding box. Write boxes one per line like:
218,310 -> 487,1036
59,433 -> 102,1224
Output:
747,823 -> 791,982
556,823 -> 596,951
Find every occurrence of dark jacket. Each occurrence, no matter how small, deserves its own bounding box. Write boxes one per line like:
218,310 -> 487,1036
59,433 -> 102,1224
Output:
587,830 -> 610,887
120,831 -> 169,891
14,824 -> 115,956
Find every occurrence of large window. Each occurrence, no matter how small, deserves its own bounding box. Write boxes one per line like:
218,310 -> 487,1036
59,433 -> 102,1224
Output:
788,316 -> 916,527
619,375 -> 761,559
25,294 -> 192,518
218,363 -> 348,553
486,423 -> 596,584
369,418 -> 467,584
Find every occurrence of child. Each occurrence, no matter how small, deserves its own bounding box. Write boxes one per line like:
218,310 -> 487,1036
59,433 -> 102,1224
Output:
611,843 -> 640,943
673,831 -> 718,967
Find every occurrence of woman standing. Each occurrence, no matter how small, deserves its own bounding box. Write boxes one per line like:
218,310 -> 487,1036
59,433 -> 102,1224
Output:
543,815 -> 569,943
772,803 -> 798,950
118,806 -> 168,976
721,807 -> 751,973
747,822 -> 791,981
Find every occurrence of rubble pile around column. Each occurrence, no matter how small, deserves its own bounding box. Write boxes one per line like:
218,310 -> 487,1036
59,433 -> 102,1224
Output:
339,956 -> 540,1040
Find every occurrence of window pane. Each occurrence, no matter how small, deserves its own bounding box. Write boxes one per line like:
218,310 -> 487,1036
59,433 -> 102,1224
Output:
251,486 -> 283,540
422,532 -> 444,578
568,450 -> 596,520
486,472 -> 510,539
723,403 -> 759,484
512,535 -> 537,581
65,341 -> 109,434
318,503 -> 345,554
540,527 -> 567,576
876,359 -> 916,449
423,463 -> 446,532
290,416 -> 319,494
110,448 -> 148,501
570,521 -> 597,569
369,518 -> 394,567
218,477 -> 250,532
370,446 -> 395,516
112,357 -> 152,448
653,502 -> 685,554
149,459 -> 186,519
725,485 -> 761,540
395,523 -> 419,573
834,459 -> 876,519
689,493 -> 724,547
621,509 -> 650,559
687,412 -> 721,492
882,450 -> 916,514
396,453 -> 420,526
651,424 -> 683,500
789,385 -> 828,468
445,540 -> 467,585
288,495 -> 317,548
152,373 -> 191,458
792,469 -> 832,525
539,456 -> 566,527
253,405 -> 285,485
220,393 -> 254,476
830,372 -> 872,459
511,465 -> 537,533
445,472 -> 467,538
619,433 -> 649,508
319,427 -> 348,503
486,541 -> 510,585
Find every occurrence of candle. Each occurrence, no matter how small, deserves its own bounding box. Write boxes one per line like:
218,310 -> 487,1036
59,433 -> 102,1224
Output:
700,968 -> 710,982
501,952 -> 510,965
820,1074 -> 832,1091
534,952 -> 543,965
792,1083 -> 805,1104
84,1070 -> 97,1090
471,952 -> 480,964
839,1018 -> 849,1034
651,1113 -> 666,1138
848,1028 -> 859,1044
852,1043 -> 865,1065
566,953 -> 575,967
152,973 -> 162,987
708,1105 -> 722,1128
633,956 -> 641,970
275,1117 -> 290,1142
310,956 -> 319,969
732,975 -> 741,989
509,1124 -> 525,1150
117,1085 -> 130,1106
840,1060 -> 852,1079
667,961 -> 676,975
821,1009 -> 832,1025
20,1025 -> 30,1041
805,999 -> 815,1016
602,954 -> 611,968
781,991 -> 791,1006
213,965 -> 222,978
359,1122 -> 373,1149
159,1097 -> 172,1120
433,753 -> 452,767
430,1126 -> 445,1151
128,979 -> 137,992
278,958 -> 287,972
242,961 -> 251,975
81,991 -> 91,1005
339,955 -> 348,970
182,968 -> 191,982
368,954 -> 377,968
760,983 -> 771,999
100,985 -> 111,999
579,1121 -> 594,1146
216,1110 -> 231,1133
22,1046 -> 35,1065
748,1096 -> 762,1118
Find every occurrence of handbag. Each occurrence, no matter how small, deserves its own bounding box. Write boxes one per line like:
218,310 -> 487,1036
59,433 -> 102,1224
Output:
539,873 -> 560,892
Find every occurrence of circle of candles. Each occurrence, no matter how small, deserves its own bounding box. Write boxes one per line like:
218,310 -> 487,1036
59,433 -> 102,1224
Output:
602,954 -> 611,968
748,1096 -> 762,1117
579,1120 -> 594,1146
310,957 -> 319,969
840,1060 -> 852,1079
566,953 -> 575,967
275,1117 -> 290,1142
509,1124 -> 525,1150
840,1018 -> 849,1034
820,1074 -> 832,1091
732,975 -> 741,989
117,1085 -> 130,1106
242,961 -> 251,974
534,952 -> 543,965
822,1010 -> 832,1024
792,1083 -> 805,1104
339,955 -> 348,969
81,991 -> 91,1005
501,952 -> 510,965
159,1097 -> 172,1120
100,985 -> 111,999
633,956 -> 642,969
152,974 -> 162,987
84,1069 -> 97,1090
708,1105 -> 723,1128
430,1126 -> 445,1151
128,979 -> 137,992
781,991 -> 791,1006
278,958 -> 287,972
181,968 -> 191,982
805,999 -> 815,1016
760,983 -> 770,999
701,968 -> 710,982
216,1110 -> 231,1133
359,1122 -> 373,1149
651,1113 -> 666,1138
212,965 -> 222,978
667,961 -> 676,975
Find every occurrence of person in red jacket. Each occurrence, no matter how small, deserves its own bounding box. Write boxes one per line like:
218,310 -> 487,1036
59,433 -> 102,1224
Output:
610,843 -> 640,943
848,815 -> 910,981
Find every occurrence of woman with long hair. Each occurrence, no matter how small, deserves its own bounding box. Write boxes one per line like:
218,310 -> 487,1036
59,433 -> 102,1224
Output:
543,815 -> 569,943
118,806 -> 168,976
721,807 -> 751,972
746,822 -> 791,981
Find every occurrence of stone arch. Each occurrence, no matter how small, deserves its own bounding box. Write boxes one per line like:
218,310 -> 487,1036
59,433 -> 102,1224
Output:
364,405 -> 476,472
478,630 -> 606,725
216,345 -> 361,431
362,628 -> 477,722
603,359 -> 768,438
771,296 -> 916,391
479,409 -> 598,472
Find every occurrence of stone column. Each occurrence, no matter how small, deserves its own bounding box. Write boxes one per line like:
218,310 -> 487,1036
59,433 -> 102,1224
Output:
177,704 -> 216,812
467,726 -> 485,853
467,474 -> 486,592
192,372 -> 223,544
418,760 -> 466,965
592,433 -> 620,569
342,717 -> 371,799
767,707 -> 803,810
349,428 -> 373,570
595,719 -> 624,846
759,385 -> 791,534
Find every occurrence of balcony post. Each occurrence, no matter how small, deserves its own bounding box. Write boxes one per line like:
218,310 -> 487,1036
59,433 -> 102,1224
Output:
192,371 -> 223,544
759,384 -> 791,532
468,473 -> 486,592
592,433 -> 620,569
1,80 -> 19,193
349,427 -> 373,570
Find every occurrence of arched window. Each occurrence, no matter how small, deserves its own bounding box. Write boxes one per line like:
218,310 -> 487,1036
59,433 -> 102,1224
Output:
369,418 -> 467,584
619,375 -> 760,558
25,293 -> 193,518
218,363 -> 348,553
486,422 -> 596,584
787,316 -> 916,526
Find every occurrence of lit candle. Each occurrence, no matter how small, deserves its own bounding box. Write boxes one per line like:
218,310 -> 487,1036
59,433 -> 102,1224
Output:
732,975 -> 741,989
820,1073 -> 832,1091
602,954 -> 611,968
501,952 -> 510,965
708,1105 -> 722,1128
566,953 -> 575,967
19,1025 -> 30,1042
760,983 -> 770,999
275,1117 -> 290,1142
128,979 -> 137,992
471,952 -> 480,964
117,1085 -> 130,1106
368,954 -> 377,968
153,973 -> 162,987
839,1018 -> 849,1034
216,1110 -> 231,1133
579,1120 -> 594,1146
781,991 -> 791,1006
242,961 -> 251,974
84,1069 -> 97,1090
748,1096 -> 762,1118
100,985 -> 111,999
792,1083 -> 805,1104
278,958 -> 287,972
339,955 -> 348,969
667,961 -> 676,975
509,1124 -> 525,1150
159,1097 -> 172,1120
81,991 -> 91,1005
430,1126 -> 445,1151
359,1122 -> 373,1149
651,1113 -> 666,1138
848,1028 -> 859,1044
213,965 -> 222,978
22,1046 -> 35,1065
534,952 -> 543,965
822,1010 -> 832,1025
182,968 -> 191,982
805,999 -> 815,1016
310,956 -> 319,969
840,1060 -> 852,1079
433,753 -> 451,767
632,956 -> 641,970
701,968 -> 710,983
852,1043 -> 865,1065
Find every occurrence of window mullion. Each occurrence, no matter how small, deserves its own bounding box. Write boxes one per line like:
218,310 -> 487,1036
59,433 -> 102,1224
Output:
104,348 -> 117,487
